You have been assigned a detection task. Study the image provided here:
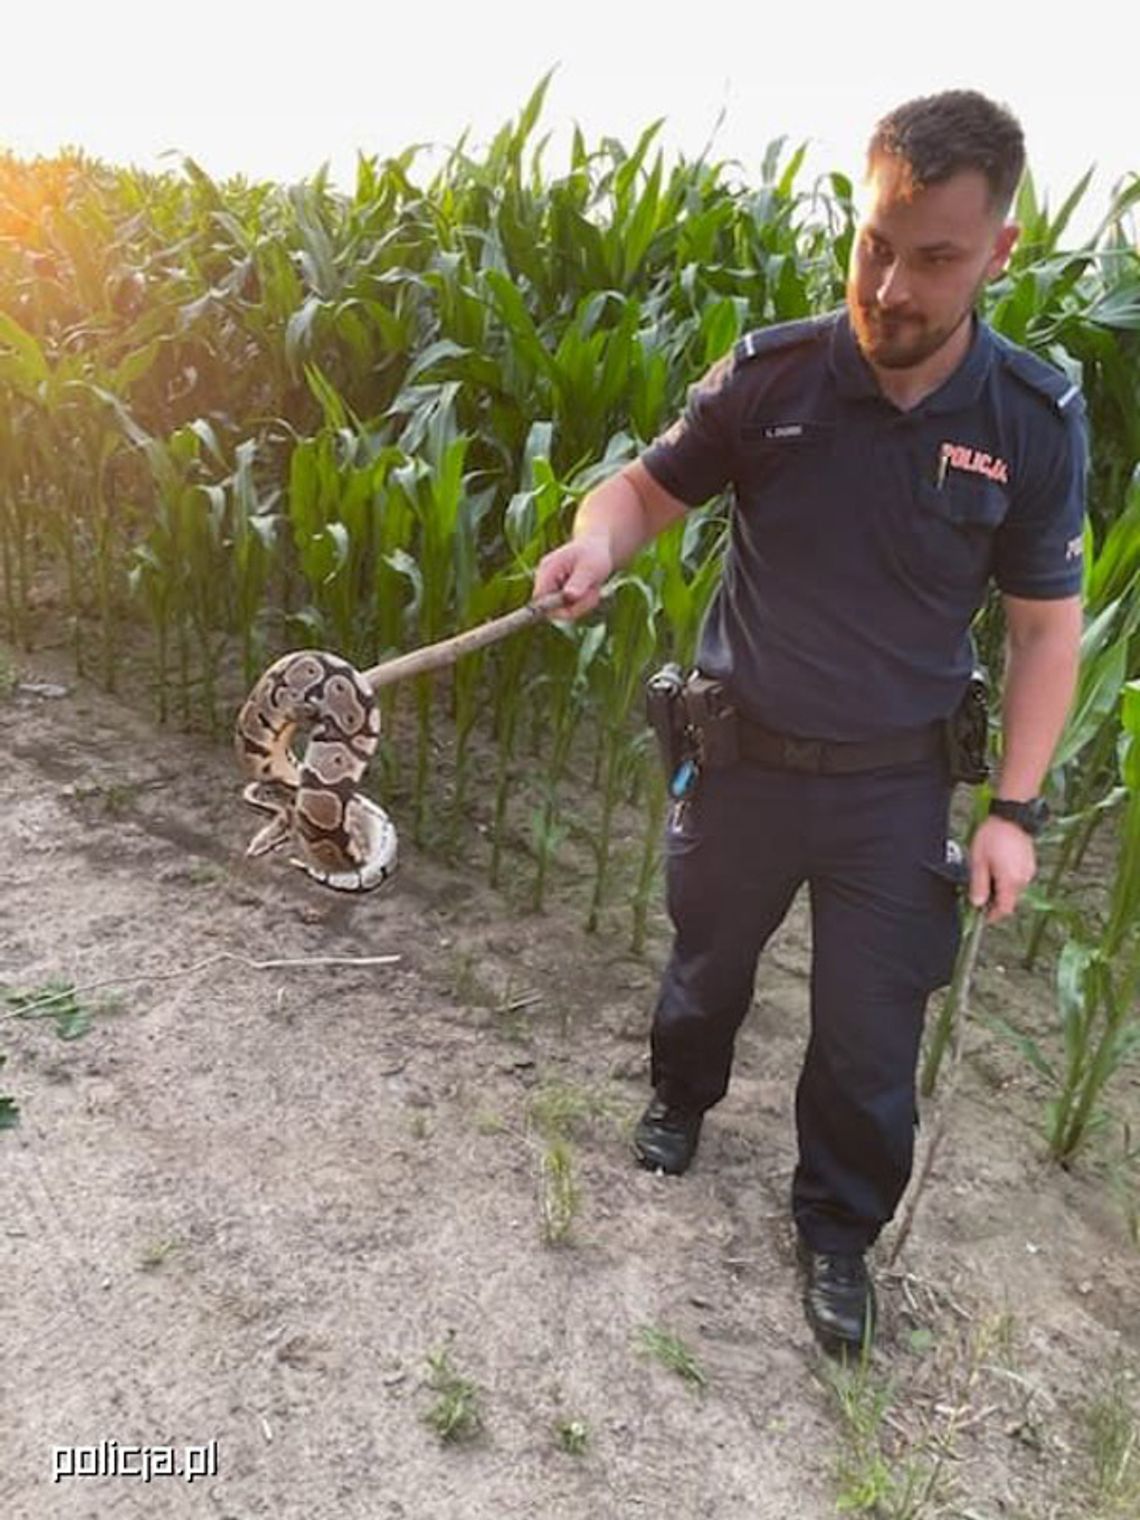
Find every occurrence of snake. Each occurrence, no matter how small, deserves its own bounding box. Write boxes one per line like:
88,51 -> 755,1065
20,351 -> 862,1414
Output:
234,650 -> 397,892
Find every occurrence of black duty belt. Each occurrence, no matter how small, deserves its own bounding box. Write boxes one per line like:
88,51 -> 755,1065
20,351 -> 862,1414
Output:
736,719 -> 944,775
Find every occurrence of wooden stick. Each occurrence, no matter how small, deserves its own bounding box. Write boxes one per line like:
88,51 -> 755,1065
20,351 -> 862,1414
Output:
360,590 -> 567,692
1,951 -> 401,1017
887,906 -> 988,1267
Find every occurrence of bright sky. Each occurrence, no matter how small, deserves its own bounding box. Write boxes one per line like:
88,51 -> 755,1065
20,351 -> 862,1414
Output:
4,3 -> 1135,242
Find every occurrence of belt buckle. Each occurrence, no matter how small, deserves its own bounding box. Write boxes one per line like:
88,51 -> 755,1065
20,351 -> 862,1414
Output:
781,738 -> 823,772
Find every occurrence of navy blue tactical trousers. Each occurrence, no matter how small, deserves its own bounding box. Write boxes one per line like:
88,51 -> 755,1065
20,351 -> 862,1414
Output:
651,756 -> 960,1255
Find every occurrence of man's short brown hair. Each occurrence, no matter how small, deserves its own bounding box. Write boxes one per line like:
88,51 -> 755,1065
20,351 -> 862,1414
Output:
868,90 -> 1026,217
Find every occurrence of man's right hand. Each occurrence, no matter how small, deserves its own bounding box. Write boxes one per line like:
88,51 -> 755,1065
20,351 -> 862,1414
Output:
532,461 -> 689,620
533,535 -> 613,621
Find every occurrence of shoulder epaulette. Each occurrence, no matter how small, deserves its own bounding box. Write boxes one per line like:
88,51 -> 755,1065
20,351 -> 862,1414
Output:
995,336 -> 1082,414
734,316 -> 830,364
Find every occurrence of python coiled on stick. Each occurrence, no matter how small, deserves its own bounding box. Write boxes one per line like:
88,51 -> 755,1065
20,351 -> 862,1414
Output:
235,592 -> 566,893
235,650 -> 396,892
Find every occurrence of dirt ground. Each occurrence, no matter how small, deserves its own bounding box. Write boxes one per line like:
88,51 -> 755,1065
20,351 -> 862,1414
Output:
1,628 -> 1138,1520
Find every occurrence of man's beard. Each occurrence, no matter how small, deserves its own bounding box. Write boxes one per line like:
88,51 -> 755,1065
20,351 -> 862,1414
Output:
849,300 -> 974,370
847,260 -> 991,371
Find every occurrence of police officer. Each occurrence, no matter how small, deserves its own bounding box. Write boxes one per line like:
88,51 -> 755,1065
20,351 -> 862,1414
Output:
533,90 -> 1085,1357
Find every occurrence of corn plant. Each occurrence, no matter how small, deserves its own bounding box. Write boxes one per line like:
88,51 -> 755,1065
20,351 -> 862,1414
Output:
501,432 -> 595,906
526,619 -> 605,911
0,352 -> 35,646
1045,680 -> 1140,1160
225,437 -> 280,689
1024,465 -> 1140,972
122,416 -> 230,727
580,574 -> 659,933
985,683 -> 1140,1161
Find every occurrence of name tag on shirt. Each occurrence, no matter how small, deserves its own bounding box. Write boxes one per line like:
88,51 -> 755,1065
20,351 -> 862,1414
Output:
740,420 -> 831,445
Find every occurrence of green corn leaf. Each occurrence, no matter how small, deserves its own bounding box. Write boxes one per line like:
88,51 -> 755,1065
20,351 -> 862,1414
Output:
305,362 -> 359,433
1042,168 -> 1096,254
1118,680 -> 1140,796
289,185 -> 339,297
978,1012 -> 1059,1084
403,339 -> 478,388
1056,939 -> 1096,1067
0,309 -> 51,392
1122,680 -> 1140,781
383,548 -> 424,623
700,297 -> 742,366
1090,175 -> 1140,244
776,143 -> 808,198
621,151 -> 664,284
187,419 -> 224,468
1052,634 -> 1127,770
511,68 -> 555,163
285,296 -> 323,378
483,269 -> 559,383
1087,467 -> 1140,608
82,383 -> 153,449
1086,285 -> 1140,331
575,621 -> 607,681
312,522 -> 349,584
112,339 -> 161,393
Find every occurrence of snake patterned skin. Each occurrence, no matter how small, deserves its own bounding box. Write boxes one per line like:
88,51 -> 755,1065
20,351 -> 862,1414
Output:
235,650 -> 397,892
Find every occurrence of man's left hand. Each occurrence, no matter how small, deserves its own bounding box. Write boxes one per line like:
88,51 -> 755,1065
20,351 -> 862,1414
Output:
968,815 -> 1037,922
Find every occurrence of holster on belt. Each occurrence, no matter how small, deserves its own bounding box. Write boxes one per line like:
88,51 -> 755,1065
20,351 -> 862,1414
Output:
645,667 -> 739,777
942,669 -> 990,785
645,663 -> 689,779
680,673 -> 739,769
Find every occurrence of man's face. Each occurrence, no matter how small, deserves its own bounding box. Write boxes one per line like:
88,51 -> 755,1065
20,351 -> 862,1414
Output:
847,157 -> 1018,370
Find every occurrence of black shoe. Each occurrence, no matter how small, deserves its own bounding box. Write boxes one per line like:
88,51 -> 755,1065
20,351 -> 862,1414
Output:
797,1240 -> 876,1358
633,1095 -> 703,1175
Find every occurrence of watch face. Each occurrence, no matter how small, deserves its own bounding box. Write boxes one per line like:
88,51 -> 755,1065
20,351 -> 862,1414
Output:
1027,798 -> 1051,832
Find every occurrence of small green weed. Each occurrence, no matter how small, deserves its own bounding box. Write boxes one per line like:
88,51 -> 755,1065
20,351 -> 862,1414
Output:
2,980 -> 111,1041
539,1138 -> 579,1245
527,1079 -> 617,1141
186,861 -> 223,887
139,1239 -> 179,1271
451,954 -> 538,1040
71,779 -> 142,817
824,1358 -> 920,1516
1,982 -> 120,1129
409,1112 -> 431,1141
635,1324 -> 707,1393
1102,1121 -> 1140,1247
556,1417 -> 589,1456
821,1310 -> 1027,1518
423,1344 -> 482,1444
1084,1365 -> 1140,1516
0,1052 -> 18,1130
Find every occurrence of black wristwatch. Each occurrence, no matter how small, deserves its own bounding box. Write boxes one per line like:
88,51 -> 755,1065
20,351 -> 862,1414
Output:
989,797 -> 1050,837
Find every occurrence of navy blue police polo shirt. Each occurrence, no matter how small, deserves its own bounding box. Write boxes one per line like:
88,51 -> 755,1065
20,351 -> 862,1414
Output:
640,309 -> 1087,743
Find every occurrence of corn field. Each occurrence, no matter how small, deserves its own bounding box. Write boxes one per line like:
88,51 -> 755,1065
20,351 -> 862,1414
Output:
2,77 -> 1139,1161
